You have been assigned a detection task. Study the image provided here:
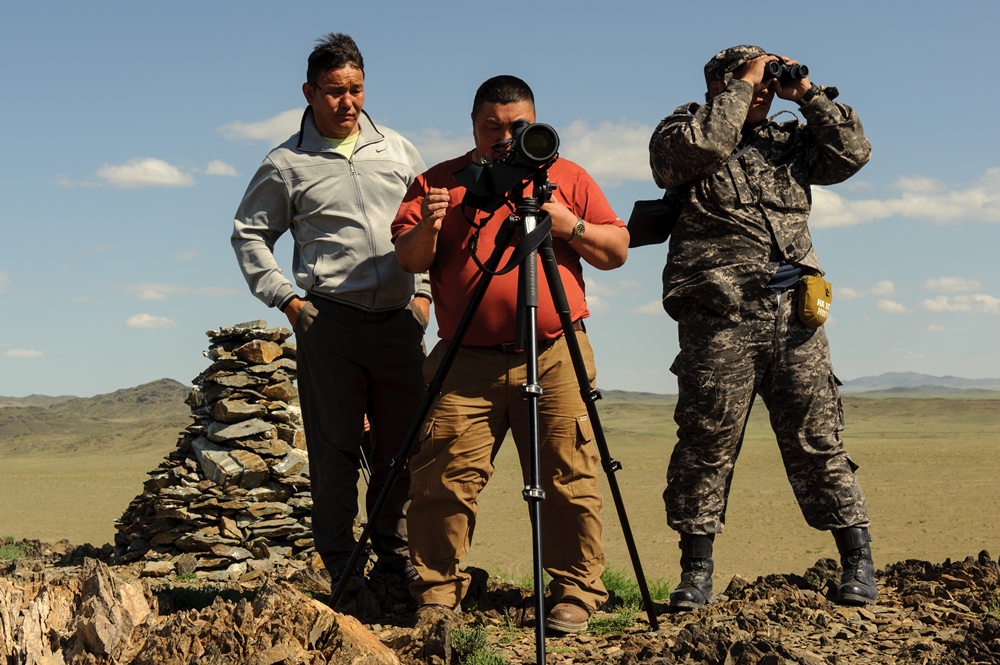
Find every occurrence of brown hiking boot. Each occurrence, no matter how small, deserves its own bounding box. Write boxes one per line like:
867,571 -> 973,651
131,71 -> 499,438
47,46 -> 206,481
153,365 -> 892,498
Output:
546,599 -> 592,634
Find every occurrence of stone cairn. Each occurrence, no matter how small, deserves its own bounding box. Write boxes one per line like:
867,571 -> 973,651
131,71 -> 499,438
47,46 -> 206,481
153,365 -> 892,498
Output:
115,320 -> 315,581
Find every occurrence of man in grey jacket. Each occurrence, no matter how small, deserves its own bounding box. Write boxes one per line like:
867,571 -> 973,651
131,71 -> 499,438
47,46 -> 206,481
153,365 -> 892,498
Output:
232,33 -> 429,589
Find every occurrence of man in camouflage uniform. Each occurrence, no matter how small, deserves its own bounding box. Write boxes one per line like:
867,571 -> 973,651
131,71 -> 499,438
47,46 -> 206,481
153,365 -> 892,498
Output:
649,45 -> 877,610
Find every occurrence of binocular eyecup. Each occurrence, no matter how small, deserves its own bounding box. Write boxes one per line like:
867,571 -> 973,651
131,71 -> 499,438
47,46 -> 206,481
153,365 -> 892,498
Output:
764,61 -> 808,81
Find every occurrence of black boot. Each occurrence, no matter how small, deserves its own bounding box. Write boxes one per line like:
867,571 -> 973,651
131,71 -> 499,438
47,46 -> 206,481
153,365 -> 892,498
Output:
669,533 -> 714,611
833,526 -> 877,605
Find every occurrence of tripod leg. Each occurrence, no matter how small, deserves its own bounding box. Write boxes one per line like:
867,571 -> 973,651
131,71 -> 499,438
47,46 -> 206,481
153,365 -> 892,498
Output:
516,244 -> 548,663
537,240 -> 661,631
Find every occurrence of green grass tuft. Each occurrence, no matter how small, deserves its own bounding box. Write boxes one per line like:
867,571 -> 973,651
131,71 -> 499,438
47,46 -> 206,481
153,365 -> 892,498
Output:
451,626 -> 508,665
587,602 -> 639,635
600,567 -> 672,607
0,537 -> 25,561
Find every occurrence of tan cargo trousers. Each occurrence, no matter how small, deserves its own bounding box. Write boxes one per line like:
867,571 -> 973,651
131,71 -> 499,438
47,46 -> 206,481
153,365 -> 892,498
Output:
407,331 -> 608,611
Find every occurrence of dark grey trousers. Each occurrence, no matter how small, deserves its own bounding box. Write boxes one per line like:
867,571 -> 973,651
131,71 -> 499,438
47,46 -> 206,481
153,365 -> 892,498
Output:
664,289 -> 870,535
295,294 -> 426,570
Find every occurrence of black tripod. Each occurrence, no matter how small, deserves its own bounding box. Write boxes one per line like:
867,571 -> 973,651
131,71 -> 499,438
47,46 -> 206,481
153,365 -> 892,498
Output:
331,172 -> 659,663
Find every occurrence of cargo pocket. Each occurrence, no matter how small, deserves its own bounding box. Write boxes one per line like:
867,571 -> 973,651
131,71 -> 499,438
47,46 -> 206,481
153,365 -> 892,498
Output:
571,414 -> 600,496
408,417 -> 438,498
672,355 -> 725,437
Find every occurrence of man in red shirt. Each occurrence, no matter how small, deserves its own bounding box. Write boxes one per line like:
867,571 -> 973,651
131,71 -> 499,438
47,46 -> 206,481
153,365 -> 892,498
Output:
391,75 -> 629,634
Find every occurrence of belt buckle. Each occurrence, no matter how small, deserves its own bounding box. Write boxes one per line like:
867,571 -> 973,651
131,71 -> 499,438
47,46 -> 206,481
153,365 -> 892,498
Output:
499,341 -> 520,354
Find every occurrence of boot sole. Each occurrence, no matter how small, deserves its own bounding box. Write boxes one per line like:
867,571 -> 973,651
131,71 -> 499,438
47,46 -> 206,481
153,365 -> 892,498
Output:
838,593 -> 876,606
669,593 -> 714,611
545,617 -> 589,634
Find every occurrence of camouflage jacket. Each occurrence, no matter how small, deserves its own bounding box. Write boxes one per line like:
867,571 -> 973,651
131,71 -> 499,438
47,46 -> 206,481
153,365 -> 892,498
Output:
649,79 -> 871,320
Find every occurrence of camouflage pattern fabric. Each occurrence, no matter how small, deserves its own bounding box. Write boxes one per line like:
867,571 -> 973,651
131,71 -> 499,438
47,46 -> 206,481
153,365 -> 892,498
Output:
663,294 -> 870,534
703,44 -> 767,87
651,62 -> 872,536
649,79 -> 871,322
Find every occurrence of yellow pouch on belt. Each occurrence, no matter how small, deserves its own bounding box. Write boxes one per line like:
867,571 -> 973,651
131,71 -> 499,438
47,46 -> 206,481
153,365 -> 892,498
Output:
797,274 -> 832,328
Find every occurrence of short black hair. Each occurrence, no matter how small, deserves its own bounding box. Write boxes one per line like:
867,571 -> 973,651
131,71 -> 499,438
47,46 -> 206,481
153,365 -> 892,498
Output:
472,75 -> 534,117
307,33 -> 364,85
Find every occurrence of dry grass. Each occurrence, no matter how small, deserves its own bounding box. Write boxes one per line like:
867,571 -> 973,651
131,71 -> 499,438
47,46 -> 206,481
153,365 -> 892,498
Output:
1,394 -> 997,590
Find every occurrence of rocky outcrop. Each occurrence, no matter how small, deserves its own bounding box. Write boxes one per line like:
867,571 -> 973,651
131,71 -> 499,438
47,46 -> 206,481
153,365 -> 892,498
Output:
3,546 -> 1000,664
0,555 -> 397,664
114,321 -> 316,581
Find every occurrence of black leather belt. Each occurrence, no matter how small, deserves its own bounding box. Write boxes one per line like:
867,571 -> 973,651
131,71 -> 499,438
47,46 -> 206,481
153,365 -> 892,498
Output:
308,292 -> 404,323
467,319 -> 586,354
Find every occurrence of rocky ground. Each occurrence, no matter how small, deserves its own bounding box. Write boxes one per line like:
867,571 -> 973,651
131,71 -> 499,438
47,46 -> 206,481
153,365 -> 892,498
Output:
2,539 -> 999,664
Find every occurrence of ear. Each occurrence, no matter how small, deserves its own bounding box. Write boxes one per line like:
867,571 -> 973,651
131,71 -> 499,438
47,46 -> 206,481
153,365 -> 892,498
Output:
302,82 -> 315,105
708,80 -> 725,99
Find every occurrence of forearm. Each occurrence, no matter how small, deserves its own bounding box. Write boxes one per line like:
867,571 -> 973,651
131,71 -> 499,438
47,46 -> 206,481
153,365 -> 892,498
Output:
394,222 -> 439,274
650,81 -> 752,188
569,222 -> 629,270
801,94 -> 872,184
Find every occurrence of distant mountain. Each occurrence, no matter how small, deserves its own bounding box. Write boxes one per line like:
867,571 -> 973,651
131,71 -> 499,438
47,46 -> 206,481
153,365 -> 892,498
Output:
840,372 -> 1000,394
0,394 -> 77,408
0,378 -> 190,457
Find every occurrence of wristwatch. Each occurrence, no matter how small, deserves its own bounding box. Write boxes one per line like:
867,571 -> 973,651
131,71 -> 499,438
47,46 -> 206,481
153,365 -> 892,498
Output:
798,83 -> 822,107
568,218 -> 586,243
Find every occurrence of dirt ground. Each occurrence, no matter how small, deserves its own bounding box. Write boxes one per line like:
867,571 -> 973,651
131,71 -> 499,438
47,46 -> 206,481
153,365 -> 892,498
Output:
1,396 -> 998,589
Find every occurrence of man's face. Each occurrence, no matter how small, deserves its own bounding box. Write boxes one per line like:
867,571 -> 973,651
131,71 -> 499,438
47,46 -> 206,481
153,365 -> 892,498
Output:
302,65 -> 365,139
745,79 -> 776,126
471,100 -> 536,162
708,68 -> 777,125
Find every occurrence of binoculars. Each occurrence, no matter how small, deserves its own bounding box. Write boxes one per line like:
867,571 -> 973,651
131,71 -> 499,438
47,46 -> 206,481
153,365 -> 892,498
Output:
765,61 -> 808,81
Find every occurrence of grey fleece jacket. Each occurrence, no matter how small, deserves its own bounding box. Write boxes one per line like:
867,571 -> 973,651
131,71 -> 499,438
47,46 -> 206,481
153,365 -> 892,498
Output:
232,108 -> 428,312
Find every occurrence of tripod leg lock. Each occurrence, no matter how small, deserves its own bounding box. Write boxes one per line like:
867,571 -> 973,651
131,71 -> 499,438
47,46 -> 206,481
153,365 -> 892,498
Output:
583,388 -> 603,403
603,458 -> 623,473
520,383 -> 543,397
522,487 -> 546,501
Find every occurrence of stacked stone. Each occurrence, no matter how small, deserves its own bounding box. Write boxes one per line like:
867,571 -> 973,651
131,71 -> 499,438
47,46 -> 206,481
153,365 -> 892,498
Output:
115,320 -> 315,580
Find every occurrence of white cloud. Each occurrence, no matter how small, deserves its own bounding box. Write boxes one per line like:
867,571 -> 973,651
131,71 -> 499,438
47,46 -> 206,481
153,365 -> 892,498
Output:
920,294 -> 1000,314
122,283 -> 239,300
926,325 -> 947,333
174,250 -> 202,261
204,160 -> 239,177
587,294 -> 611,315
811,168 -> 1000,228
877,299 -> 910,314
838,280 -> 895,300
97,158 -> 196,188
409,129 -> 473,167
219,109 -> 301,146
631,300 -> 666,315
558,120 -> 654,183
922,277 -> 981,292
584,276 -> 616,297
126,314 -> 178,329
3,349 -> 43,358
0,272 -> 9,293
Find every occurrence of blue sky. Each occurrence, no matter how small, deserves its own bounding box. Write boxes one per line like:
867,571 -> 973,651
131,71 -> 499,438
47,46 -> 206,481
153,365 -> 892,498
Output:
2,1 -> 998,397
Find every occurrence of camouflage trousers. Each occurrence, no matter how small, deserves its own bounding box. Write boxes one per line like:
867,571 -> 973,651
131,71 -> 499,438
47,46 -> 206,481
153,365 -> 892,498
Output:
664,289 -> 870,535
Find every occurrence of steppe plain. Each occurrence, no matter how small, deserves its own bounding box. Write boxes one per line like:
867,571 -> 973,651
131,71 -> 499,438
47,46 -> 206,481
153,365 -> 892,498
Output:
1,381 -> 997,589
